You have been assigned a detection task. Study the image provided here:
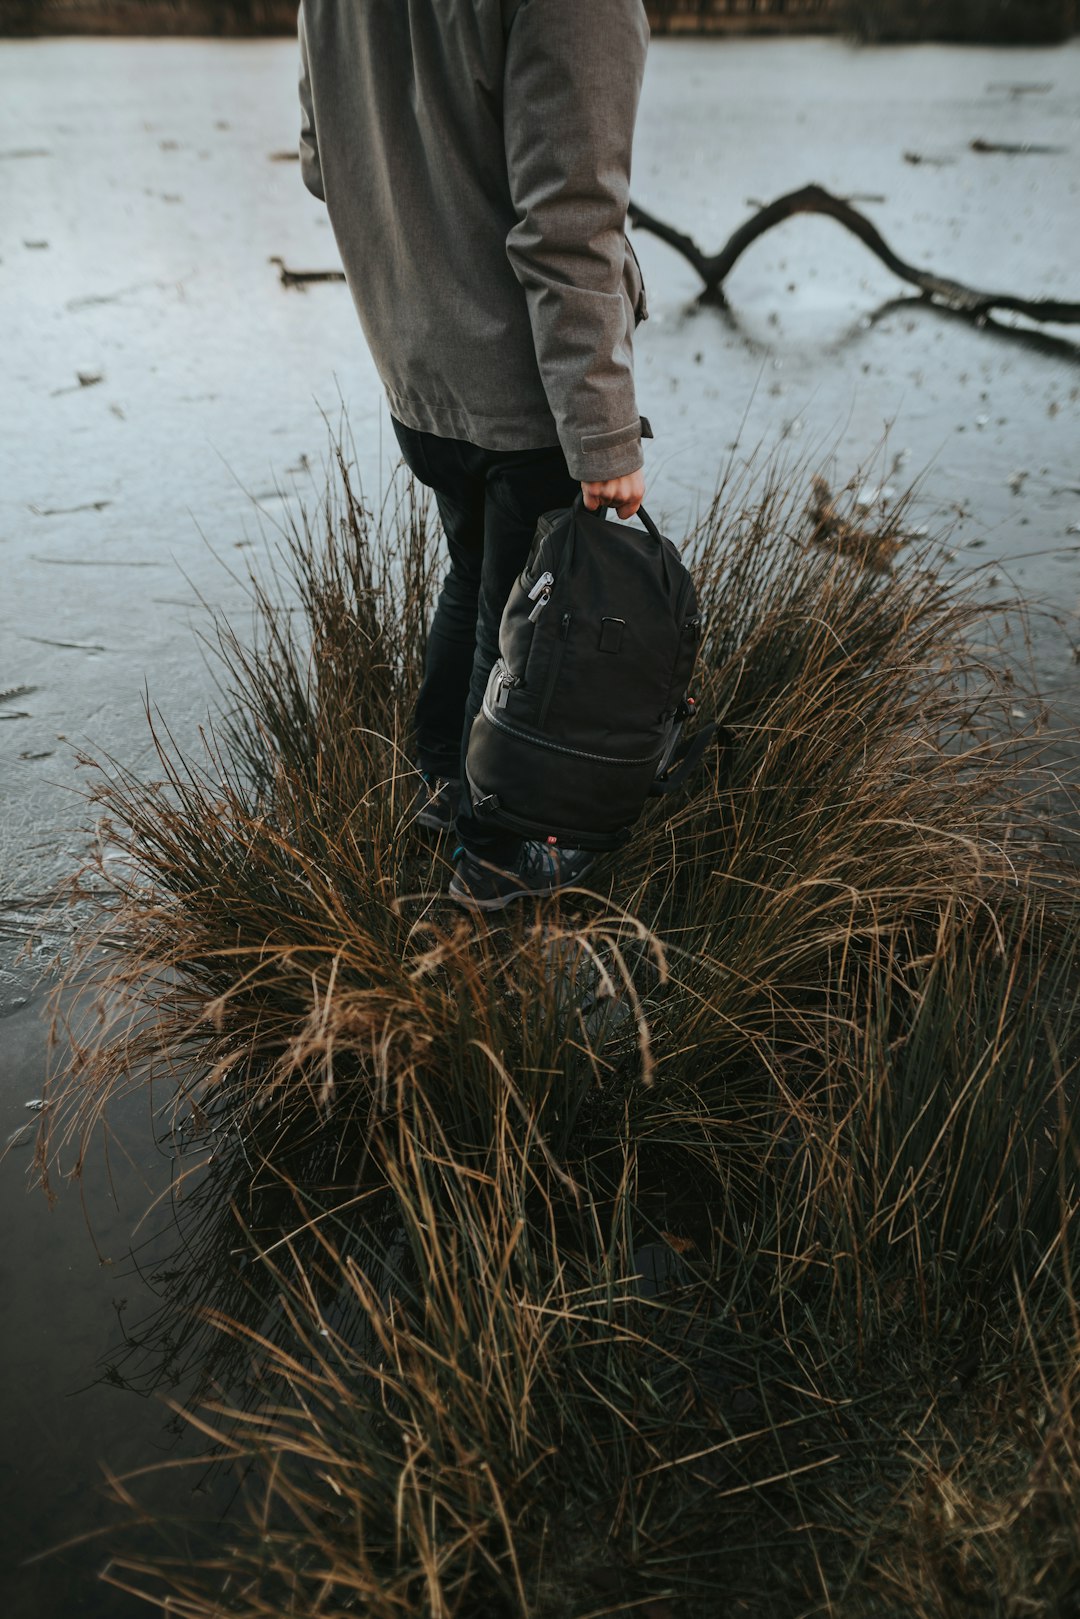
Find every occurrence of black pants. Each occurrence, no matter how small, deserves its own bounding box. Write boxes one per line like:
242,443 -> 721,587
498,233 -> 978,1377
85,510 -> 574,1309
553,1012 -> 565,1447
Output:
391,418 -> 580,863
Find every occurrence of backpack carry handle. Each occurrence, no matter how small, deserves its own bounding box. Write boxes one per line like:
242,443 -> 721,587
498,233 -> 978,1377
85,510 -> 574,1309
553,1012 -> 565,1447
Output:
575,490 -> 664,545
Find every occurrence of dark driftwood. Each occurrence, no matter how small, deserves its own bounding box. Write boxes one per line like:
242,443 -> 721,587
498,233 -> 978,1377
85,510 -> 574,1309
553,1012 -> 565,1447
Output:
627,183 -> 1080,325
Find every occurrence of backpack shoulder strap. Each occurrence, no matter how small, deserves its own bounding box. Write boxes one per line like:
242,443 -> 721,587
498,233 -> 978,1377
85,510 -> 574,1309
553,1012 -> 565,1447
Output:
649,723 -> 723,798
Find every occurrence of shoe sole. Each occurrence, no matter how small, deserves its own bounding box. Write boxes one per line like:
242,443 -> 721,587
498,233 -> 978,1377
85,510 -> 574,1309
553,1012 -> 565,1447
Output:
448,862 -> 596,914
447,877 -> 533,913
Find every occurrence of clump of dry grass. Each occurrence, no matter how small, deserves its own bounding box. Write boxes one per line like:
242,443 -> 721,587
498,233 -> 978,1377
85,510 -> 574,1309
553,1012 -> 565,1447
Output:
38,446 -> 1080,1616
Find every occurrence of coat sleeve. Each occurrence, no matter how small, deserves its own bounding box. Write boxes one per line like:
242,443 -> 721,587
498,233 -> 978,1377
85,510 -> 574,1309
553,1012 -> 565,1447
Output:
298,3 -> 325,202
503,0 -> 649,484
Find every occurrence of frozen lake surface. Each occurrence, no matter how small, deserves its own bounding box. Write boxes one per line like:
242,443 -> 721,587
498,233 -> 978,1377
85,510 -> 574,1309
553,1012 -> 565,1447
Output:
2,38 -> 1080,950
1,33 -> 1079,1619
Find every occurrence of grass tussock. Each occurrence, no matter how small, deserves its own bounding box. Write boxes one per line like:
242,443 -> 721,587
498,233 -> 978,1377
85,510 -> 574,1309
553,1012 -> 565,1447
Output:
38,446 -> 1080,1616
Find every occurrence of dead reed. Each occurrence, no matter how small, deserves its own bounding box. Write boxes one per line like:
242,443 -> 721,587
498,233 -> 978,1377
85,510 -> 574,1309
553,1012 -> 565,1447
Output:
38,447 -> 1080,1616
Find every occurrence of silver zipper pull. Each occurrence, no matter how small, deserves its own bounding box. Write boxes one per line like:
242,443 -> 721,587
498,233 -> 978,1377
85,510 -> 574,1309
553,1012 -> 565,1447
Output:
495,668 -> 516,708
527,589 -> 551,624
527,570 -> 554,602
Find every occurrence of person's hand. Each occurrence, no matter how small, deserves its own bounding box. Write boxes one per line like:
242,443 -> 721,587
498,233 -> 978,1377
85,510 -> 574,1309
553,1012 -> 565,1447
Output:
581,468 -> 645,521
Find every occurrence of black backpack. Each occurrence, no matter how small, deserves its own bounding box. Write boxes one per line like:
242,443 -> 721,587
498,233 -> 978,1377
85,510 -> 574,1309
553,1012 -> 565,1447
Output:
464,495 -> 715,851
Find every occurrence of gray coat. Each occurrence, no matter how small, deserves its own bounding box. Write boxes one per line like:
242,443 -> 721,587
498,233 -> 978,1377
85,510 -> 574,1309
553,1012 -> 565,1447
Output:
298,0 -> 650,483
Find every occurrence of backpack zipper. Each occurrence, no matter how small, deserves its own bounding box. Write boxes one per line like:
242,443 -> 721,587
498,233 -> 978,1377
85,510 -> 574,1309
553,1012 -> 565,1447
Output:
538,612 -> 572,729
482,696 -> 659,767
658,615 -> 703,720
527,569 -> 555,623
494,661 -> 519,709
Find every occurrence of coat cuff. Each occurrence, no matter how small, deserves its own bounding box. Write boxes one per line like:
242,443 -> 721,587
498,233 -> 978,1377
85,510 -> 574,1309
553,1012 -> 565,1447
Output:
571,415 -> 651,484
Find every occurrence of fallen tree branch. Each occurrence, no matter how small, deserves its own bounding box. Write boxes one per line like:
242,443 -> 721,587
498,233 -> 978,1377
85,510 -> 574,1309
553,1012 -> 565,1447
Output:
628,183 -> 1080,325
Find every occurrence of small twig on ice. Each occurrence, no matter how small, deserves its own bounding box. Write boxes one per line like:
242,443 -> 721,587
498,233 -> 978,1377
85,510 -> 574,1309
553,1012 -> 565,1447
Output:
970,137 -> 1066,155
628,183 -> 1080,325
269,255 -> 346,289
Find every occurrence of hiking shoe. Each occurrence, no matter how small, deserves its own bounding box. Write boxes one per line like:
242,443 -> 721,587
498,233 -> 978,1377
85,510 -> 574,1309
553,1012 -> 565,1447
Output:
413,772 -> 462,835
448,841 -> 597,913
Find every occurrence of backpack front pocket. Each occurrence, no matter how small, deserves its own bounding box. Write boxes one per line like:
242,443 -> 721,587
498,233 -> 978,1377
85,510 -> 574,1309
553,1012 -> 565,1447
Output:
468,693 -> 665,848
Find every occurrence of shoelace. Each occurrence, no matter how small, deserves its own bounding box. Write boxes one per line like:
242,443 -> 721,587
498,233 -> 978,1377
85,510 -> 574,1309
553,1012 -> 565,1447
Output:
519,842 -> 560,882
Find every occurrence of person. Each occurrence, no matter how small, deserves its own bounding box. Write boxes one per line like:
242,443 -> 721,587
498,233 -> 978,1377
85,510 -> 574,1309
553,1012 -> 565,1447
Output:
298,0 -> 651,910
